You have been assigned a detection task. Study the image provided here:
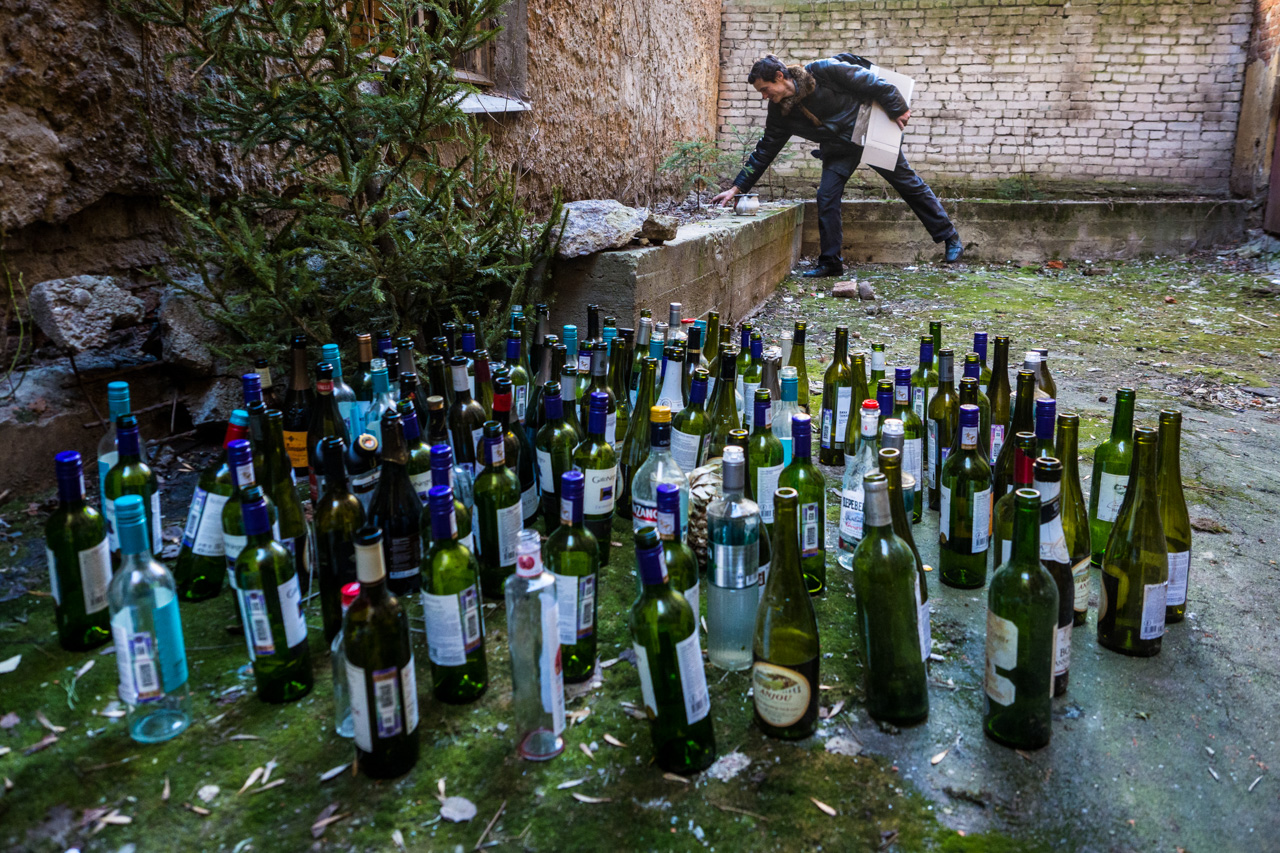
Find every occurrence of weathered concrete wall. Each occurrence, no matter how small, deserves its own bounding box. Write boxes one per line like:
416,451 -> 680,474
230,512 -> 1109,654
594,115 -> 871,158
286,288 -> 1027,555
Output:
720,0 -> 1252,198
1231,0 -> 1280,199
802,199 -> 1249,263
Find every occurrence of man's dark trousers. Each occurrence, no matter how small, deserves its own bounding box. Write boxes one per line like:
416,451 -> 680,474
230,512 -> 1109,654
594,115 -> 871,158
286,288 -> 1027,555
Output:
816,146 -> 956,267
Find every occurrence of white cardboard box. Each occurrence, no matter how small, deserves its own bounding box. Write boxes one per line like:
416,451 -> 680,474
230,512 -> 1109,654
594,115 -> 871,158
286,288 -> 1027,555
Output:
860,66 -> 915,171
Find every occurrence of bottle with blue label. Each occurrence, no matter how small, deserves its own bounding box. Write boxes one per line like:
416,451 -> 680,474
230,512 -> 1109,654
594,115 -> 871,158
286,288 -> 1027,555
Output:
108,494 -> 192,743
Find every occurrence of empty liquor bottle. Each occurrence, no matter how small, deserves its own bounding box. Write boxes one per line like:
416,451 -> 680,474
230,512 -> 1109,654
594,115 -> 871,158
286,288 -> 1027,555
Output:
892,367 -> 925,521
1156,410 -> 1191,623
820,325 -> 854,465
841,352 -> 871,453
1032,458 -> 1074,696
959,360 -> 991,459
46,451 -> 112,651
972,332 -> 992,384
282,334 -> 314,483
352,333 -> 376,426
234,489 -> 313,703
97,381 -> 142,506
174,410 -> 250,601
910,336 -> 938,432
773,366 -> 801,465
631,405 -> 690,534
870,341 -> 887,384
838,400 -> 881,569
347,434 -> 381,513
1055,413 -> 1092,626
753,487 -> 820,738
984,488 -> 1057,750
656,342 -> 687,416
573,391 -> 618,566
746,389 -> 785,534
986,335 -> 1012,464
364,359 -> 397,445
992,371 -> 1037,498
1098,427 -> 1168,656
260,410 -> 315,597
543,471 -> 600,684
474,422 -> 523,597
579,342 -> 618,446
321,343 -> 358,438
1088,388 -> 1136,565
778,414 -> 826,595
308,362 -> 352,503
1032,398 -> 1056,462
400,400 -> 432,504
368,409 -> 424,596
991,432 -> 1036,573
108,494 -> 192,742
316,437 -> 364,643
705,344 -> 741,460
741,331 -> 764,430
852,473 -> 928,725
788,320 -> 810,412
682,325 -> 704,403
1034,348 -> 1057,399
671,368 -> 712,473
491,378 -> 539,525
506,530 -> 566,760
656,482 -> 700,611
535,382 -> 578,521
447,355 -> 487,476
103,414 -> 162,560
879,447 -> 929,660
345,527 -> 420,777
527,333 -> 558,447
734,322 -> 753,402
939,405 -> 993,589
505,331 -> 531,425
421,486 -> 487,703
706,446 -> 763,671
927,349 -> 959,511
256,357 -> 282,411
629,527 -> 716,773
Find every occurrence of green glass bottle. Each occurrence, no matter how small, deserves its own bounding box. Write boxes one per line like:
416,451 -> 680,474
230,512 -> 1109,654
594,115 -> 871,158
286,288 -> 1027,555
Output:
221,438 -> 278,644
986,335 -> 1012,464
681,325 -> 704,404
1032,458 -> 1074,696
746,389 -> 786,535
234,489 -> 313,703
629,527 -> 717,774
609,327 -> 633,448
630,318 -> 651,405
735,322 -> 754,400
428,444 -> 473,552
869,341 -> 887,385
910,336 -> 938,444
282,334 -> 314,485
96,381 -> 138,508
525,333 -> 557,451
891,368 -> 925,522
352,333 -> 376,425
927,349 -> 959,511
345,527 -> 420,777
307,361 -> 351,503
46,451 -> 112,651
1156,410 -> 1191,624
1055,414 -> 1093,627
535,382 -> 579,522
474,421 -> 523,597
852,473 -> 928,724
929,320 -> 943,372
752,487 -> 820,738
984,488 -> 1057,750
741,331 -> 764,431
421,485 -> 488,703
787,320 -> 810,413
258,409 -> 315,597
368,409 -> 424,596
504,331 -> 532,426
879,448 -> 930,659
447,355 -> 487,476
578,342 -> 619,448
842,352 -> 871,452
1088,388 -> 1136,565
705,344 -> 742,460
991,432 -> 1036,575
491,377 -> 539,526
543,471 -> 601,684
103,414 -> 161,563
656,482 -> 700,611
399,399 -> 433,510
819,325 -> 854,465
972,332 -> 993,385
573,391 -> 619,566
315,436 -> 365,643
558,353 -> 584,442
174,409 -> 250,601
617,357 -> 658,520
992,370 -> 1037,499
777,414 -> 826,595
1098,427 -> 1168,656
671,368 -> 712,473
939,405 -> 993,589
959,363 -> 991,460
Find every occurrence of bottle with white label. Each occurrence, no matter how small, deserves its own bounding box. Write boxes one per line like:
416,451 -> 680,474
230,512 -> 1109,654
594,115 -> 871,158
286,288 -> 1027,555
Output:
984,488 -> 1057,750
1088,388 -> 1136,565
473,422 -> 523,597
820,325 -> 854,465
670,368 -> 712,473
572,391 -> 619,567
368,409 -> 424,597
939,404 -> 993,589
888,368 -> 925,523
1155,410 -> 1192,624
991,431 -> 1037,576
421,485 -> 488,703
315,436 -> 365,644
740,331 -> 764,431
492,377 -> 540,526
630,405 -> 689,535
46,451 -> 112,651
655,482 -> 700,613
102,414 -> 162,563
108,494 -> 192,743
221,438 -> 279,644
505,529 -> 565,760
655,341 -> 688,417
910,336 -> 937,481
838,400 -> 882,569
234,489 -> 313,703
628,526 -> 716,772
401,399 -> 433,505
174,410 -> 250,602
992,370 -> 1038,499
986,335 -> 1012,465
446,355 -> 487,475
927,349 -> 959,512
535,381 -> 579,522
746,389 -> 785,534
331,581 -> 359,738
345,527 -> 420,777
542,471 -> 601,683
1098,427 -> 1169,657
706,447 -> 763,671
852,473 -> 928,724
96,381 -> 144,510
869,341 -> 886,384
1032,458 -> 1074,696
1054,413 -> 1093,626
777,414 -> 826,595
504,331 -> 531,425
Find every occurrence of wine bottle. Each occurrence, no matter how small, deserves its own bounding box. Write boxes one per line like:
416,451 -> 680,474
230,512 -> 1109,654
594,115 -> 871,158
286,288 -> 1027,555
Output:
852,473 -> 928,724
532,304 -> 551,378
1156,410 -> 1191,623
741,331 -> 764,430
368,409 -> 424,596
352,333 -> 375,426
959,358 -> 991,459
103,414 -> 162,561
376,330 -> 399,388
630,318 -> 652,405
447,355 -> 487,477
972,332 -> 992,384
656,342 -> 687,418
174,409 -> 250,601
735,322 -> 753,403
535,382 -> 579,522
526,334 -> 556,446
1032,458 -> 1074,696
891,367 -> 925,521
256,357 -> 282,411
927,349 -> 959,511
347,433 -> 381,513
874,379 -> 894,439
706,446 -> 762,671
96,381 -> 139,506
1034,348 -> 1057,399
107,494 -> 192,743
572,391 -> 619,566
315,436 -> 364,643
929,320 -> 943,372
838,400 -> 881,569
1055,413 -> 1093,627
992,371 -> 1037,498
474,421 -> 523,597
629,527 -> 716,773
321,342 -> 358,439
820,325 -> 854,465
1088,389 -> 1137,568
46,451 -> 112,651
1098,426 -> 1168,657
282,334 -> 314,483
543,471 -> 601,684
579,342 -> 619,447
939,404 -> 993,589
399,400 -> 432,506
474,353 -> 495,420
492,377 -> 539,525
706,343 -> 742,460
631,405 -> 690,534
260,409 -> 315,597
682,325 -> 704,403
505,331 -> 531,426
670,368 -> 712,473
506,529 -> 566,760
308,362 -> 351,503
984,488 -> 1057,750
788,320 -> 810,413
609,327 -> 634,443
345,527 -> 420,776
752,487 -> 820,738
421,485 -> 488,703
429,444 -> 473,552
221,439 -> 278,646
879,447 -> 930,659
1032,398 -> 1056,462
364,358 -> 397,446
773,366 -> 801,465
842,352 -> 871,453
991,432 -> 1036,574
558,353 -> 584,442
910,335 -> 938,435
986,335 -> 1012,464
656,482 -> 700,611
869,341 -> 887,384
778,414 -> 826,595
425,394 -> 449,447
234,488 -> 313,703
746,389 -> 786,537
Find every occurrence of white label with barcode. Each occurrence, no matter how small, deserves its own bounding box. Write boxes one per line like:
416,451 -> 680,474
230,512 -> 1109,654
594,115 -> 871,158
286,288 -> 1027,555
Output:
79,539 -> 112,614
243,590 -> 275,656
840,487 -> 864,543
424,591 -> 467,666
971,488 -> 992,552
277,575 -> 307,648
927,420 -> 938,488
497,502 -> 523,566
536,448 -> 556,494
193,493 -> 228,556
800,502 -> 820,557
835,387 -> 852,442
402,657 -> 419,734
1140,581 -> 1167,640
1167,550 -> 1190,606
755,463 -> 783,523
346,661 -> 372,750
675,631 -> 710,725
903,438 -> 922,493
670,428 -> 703,472
372,666 -> 403,738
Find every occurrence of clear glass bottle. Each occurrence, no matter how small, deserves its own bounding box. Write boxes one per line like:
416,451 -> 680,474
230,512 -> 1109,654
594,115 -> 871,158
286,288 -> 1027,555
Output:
773,367 -> 801,466
46,451 -> 112,651
96,381 -> 138,507
505,529 -> 565,760
656,343 -> 687,416
706,447 -> 763,671
331,580 -> 360,738
838,400 -> 881,569
630,405 -> 689,534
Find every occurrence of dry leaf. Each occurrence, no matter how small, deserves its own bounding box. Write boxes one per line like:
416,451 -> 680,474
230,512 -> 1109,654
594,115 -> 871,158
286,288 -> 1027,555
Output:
930,748 -> 949,766
579,743 -> 595,760
23,733 -> 58,755
162,775 -> 170,801
262,757 -> 279,785
1250,775 -> 1264,792
437,777 -> 447,799
571,793 -> 612,804
599,657 -> 620,669
662,773 -> 689,784
0,746 -> 10,758
253,779 -> 286,794
603,734 -> 627,748
100,811 -> 132,826
567,707 -> 591,725
439,796 -> 477,822
818,684 -> 834,691
197,784 -> 220,804
74,660 -> 95,679
4,777 -> 12,791
36,710 -> 66,733
311,804 -> 349,838
1208,767 -> 1220,781
238,767 -> 265,795
319,763 -> 351,782
228,734 -> 260,741
819,700 -> 845,720
0,655 -> 20,674
391,829 -> 406,851
556,778 -> 586,790
183,802 -> 211,817
0,712 -> 18,729
811,797 -> 837,816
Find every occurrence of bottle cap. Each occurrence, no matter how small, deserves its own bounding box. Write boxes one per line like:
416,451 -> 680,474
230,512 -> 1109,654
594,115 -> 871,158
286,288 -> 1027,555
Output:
560,469 -> 585,499
341,582 -> 361,611
114,494 -> 147,553
515,529 -> 543,578
959,403 -> 980,427
241,489 -> 272,536
649,405 -> 671,424
861,399 -> 879,411
321,343 -> 340,361
241,372 -> 262,404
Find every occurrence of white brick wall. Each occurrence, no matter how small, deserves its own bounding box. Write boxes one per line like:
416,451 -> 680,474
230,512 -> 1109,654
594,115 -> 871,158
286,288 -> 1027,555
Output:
718,0 -> 1251,195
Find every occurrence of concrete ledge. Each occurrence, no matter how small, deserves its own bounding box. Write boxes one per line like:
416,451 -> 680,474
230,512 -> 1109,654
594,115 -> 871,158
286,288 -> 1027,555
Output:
802,199 -> 1250,264
550,203 -> 804,329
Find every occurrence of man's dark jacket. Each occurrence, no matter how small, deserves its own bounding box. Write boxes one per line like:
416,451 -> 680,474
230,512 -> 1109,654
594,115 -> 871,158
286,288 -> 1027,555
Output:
732,58 -> 908,193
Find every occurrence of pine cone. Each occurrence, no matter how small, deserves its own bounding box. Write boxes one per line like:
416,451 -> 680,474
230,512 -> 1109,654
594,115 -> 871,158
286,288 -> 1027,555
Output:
687,459 -> 722,569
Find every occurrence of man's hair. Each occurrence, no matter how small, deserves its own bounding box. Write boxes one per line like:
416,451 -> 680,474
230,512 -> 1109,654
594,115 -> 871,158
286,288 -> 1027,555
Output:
747,55 -> 788,84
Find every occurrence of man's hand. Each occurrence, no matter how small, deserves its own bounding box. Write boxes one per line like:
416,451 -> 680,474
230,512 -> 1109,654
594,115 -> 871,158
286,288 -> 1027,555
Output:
711,186 -> 741,207
895,109 -> 911,130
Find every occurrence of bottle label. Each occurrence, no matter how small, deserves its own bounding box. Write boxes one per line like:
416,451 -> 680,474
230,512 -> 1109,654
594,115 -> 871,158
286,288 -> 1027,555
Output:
1072,557 -> 1090,611
972,488 -> 991,552
580,465 -> 617,515
338,400 -> 356,439
388,535 -> 421,581
1094,471 -> 1127,523
182,488 -> 208,547
676,631 -> 711,725
669,428 -> 703,472
577,352 -> 591,375
912,386 -> 925,423
346,662 -> 372,751
470,427 -> 485,474
278,574 -> 307,648
839,487 -> 864,543
800,502 -> 821,557
835,387 -> 852,442
1039,513 -> 1071,565
1001,538 -> 1012,565
1054,623 -> 1072,677
423,586 -> 483,666
683,581 -> 700,616
193,493 -> 229,557
402,656 -> 419,735
460,531 -> 475,553
984,609 -> 1018,706
989,424 -> 1005,464
521,483 -> 539,520
895,384 -> 910,406
915,574 -> 931,661
927,421 -> 938,489
351,470 -> 379,514
148,490 -> 163,554
756,463 -> 784,523
283,430 -> 310,469
961,424 -> 978,450
903,438 -> 922,494
243,589 -> 276,656
605,412 -> 617,447
515,385 -> 528,423
1140,582 -> 1167,639
372,665 -> 404,739
497,502 -> 523,566
98,452 -> 117,510
554,573 -> 596,644
224,533 -> 248,571
940,484 -> 950,541
634,642 -> 658,715
710,541 -> 760,589
1167,550 -> 1190,606
536,448 -> 556,495
453,364 -> 470,393
632,497 -> 658,531
752,661 -> 812,727
79,538 -> 112,615
410,470 -> 432,503
121,628 -> 163,703
742,382 -> 760,430
540,591 -> 566,735
46,548 -> 60,605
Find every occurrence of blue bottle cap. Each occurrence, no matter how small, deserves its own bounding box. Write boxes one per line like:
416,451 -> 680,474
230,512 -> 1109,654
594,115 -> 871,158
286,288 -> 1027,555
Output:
115,494 -> 148,554
241,372 -> 262,404
230,409 -> 250,427
960,403 -> 981,427
241,489 -> 272,536
107,381 -> 131,417
1035,398 -> 1057,441
895,367 -> 912,384
55,451 -> 84,503
792,413 -> 812,453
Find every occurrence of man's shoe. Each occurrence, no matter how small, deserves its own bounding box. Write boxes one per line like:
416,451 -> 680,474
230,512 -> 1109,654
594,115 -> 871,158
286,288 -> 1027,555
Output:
802,263 -> 843,278
944,235 -> 965,263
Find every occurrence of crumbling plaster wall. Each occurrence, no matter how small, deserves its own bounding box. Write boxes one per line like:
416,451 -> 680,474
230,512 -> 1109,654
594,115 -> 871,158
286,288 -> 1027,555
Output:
1231,0 -> 1280,199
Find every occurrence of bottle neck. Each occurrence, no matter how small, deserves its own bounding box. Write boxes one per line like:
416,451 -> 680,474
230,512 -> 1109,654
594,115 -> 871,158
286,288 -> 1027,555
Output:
1157,418 -> 1181,481
863,485 -> 893,530
560,490 -> 584,527
938,353 -> 954,385
1111,395 -> 1135,440
636,540 -> 669,587
483,435 -> 506,468
290,346 -> 309,389
650,420 -> 671,450
430,501 -> 459,541
1011,494 -> 1041,566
